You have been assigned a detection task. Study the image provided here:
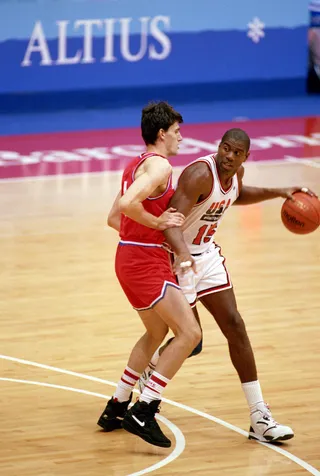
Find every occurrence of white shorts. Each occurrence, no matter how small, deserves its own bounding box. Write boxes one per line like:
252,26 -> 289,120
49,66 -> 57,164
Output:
176,243 -> 232,307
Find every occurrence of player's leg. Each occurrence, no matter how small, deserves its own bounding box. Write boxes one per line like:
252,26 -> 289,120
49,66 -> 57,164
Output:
148,285 -> 201,378
201,288 -> 257,382
122,285 -> 201,447
138,257 -> 204,393
138,305 -> 202,393
97,308 -> 169,433
199,288 -> 294,443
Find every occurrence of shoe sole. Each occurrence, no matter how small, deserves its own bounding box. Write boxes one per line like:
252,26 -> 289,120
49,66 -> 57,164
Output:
97,417 -> 123,432
122,418 -> 171,448
249,432 -> 294,443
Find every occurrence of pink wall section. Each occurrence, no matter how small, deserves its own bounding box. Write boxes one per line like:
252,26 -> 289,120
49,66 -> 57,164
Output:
1,117 -> 319,179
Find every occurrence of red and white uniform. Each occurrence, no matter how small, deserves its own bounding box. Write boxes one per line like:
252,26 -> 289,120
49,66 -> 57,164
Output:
177,154 -> 239,306
115,152 -> 180,310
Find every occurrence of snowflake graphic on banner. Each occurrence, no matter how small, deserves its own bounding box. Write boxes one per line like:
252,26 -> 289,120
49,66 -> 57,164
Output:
247,17 -> 265,43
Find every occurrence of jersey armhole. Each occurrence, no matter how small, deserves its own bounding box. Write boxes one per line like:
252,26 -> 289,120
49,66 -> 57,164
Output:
192,159 -> 214,207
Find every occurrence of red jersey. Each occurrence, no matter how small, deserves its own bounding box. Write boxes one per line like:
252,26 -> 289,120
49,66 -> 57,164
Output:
119,152 -> 174,245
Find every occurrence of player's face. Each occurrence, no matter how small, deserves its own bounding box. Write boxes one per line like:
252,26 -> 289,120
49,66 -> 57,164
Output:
162,122 -> 182,156
217,139 -> 249,174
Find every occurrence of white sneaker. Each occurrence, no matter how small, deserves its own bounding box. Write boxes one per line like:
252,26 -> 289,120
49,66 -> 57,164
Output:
138,365 -> 154,393
249,403 -> 294,443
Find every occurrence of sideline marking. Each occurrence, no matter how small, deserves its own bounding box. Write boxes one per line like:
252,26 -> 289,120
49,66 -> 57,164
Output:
0,377 -> 186,476
0,354 -> 319,475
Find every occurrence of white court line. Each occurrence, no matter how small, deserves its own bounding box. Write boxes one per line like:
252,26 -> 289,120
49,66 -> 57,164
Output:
0,377 -> 186,476
0,354 -> 319,476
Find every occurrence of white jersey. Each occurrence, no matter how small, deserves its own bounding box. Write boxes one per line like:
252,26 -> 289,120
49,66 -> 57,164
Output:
182,154 -> 239,255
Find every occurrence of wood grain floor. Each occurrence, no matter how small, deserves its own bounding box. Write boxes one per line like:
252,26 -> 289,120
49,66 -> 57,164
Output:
0,161 -> 319,476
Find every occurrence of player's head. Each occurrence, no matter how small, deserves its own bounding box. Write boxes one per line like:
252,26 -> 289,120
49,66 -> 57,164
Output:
141,101 -> 183,155
216,128 -> 250,174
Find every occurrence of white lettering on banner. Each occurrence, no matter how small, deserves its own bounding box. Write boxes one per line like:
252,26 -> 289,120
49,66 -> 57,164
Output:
111,145 -> 145,156
102,19 -> 117,63
56,21 -> 82,65
259,136 -> 296,148
120,17 -> 149,62
149,16 -> 171,60
284,135 -> 320,146
74,148 -> 114,160
1,134 -> 320,167
0,151 -> 41,165
21,16 -> 171,67
21,21 -> 53,66
183,138 -> 217,152
75,19 -> 103,64
41,151 -> 89,162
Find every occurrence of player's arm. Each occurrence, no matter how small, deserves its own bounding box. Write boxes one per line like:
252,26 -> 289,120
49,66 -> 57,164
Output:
164,162 -> 212,260
233,166 -> 316,205
119,156 -> 184,230
107,191 -> 121,232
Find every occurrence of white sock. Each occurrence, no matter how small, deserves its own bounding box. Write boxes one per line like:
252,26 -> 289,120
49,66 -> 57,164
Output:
140,371 -> 170,404
242,380 -> 264,414
114,366 -> 140,402
150,347 -> 161,368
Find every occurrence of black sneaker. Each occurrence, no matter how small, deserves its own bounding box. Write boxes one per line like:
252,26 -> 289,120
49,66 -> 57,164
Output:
97,394 -> 132,431
122,399 -> 171,448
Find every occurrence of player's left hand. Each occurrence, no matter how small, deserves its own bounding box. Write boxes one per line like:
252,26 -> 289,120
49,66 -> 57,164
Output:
277,187 -> 318,200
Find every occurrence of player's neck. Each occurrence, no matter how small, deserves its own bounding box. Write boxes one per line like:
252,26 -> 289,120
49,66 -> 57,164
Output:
146,144 -> 168,158
216,161 -> 234,187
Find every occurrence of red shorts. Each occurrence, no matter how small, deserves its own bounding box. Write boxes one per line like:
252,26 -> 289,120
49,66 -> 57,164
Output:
115,242 -> 180,310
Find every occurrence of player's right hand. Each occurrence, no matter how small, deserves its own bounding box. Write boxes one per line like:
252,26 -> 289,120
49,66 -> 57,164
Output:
173,253 -> 196,274
157,207 -> 185,230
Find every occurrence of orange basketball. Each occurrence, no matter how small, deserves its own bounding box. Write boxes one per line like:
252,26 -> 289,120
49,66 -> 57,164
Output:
281,191 -> 320,235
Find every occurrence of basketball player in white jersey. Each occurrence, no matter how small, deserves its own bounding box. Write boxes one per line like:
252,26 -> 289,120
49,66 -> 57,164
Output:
139,128 -> 316,443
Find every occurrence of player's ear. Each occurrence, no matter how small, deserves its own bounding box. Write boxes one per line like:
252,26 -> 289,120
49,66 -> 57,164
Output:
158,128 -> 166,141
244,151 -> 250,162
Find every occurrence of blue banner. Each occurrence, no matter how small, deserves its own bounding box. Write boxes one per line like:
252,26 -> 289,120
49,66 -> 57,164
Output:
0,0 -> 309,95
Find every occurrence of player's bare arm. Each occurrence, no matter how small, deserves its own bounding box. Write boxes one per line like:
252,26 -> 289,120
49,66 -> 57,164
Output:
164,161 -> 213,271
119,156 -> 185,230
234,166 -> 316,205
107,191 -> 121,232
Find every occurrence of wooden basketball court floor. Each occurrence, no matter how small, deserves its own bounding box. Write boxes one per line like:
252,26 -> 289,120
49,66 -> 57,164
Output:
0,159 -> 319,476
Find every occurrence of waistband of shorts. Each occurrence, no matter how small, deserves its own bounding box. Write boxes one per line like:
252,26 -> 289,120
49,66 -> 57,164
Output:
191,245 -> 216,257
119,240 -> 163,248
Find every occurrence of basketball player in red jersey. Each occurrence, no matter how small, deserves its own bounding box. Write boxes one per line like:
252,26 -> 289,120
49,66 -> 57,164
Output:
139,128 -> 316,443
97,102 -> 201,447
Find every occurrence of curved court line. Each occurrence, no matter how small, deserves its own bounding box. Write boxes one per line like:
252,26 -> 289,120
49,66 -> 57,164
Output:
0,354 -> 319,476
0,377 -> 185,476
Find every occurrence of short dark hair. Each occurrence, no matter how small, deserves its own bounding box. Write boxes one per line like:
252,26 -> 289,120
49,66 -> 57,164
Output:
141,101 -> 183,145
221,128 -> 250,152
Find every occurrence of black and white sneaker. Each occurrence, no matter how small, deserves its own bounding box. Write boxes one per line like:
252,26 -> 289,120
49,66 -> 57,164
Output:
122,399 -> 171,448
97,394 -> 132,431
249,403 -> 294,443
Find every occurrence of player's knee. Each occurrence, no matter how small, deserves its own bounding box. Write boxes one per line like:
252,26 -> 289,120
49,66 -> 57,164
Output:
188,336 -> 203,358
190,325 -> 202,349
181,324 -> 201,350
225,311 -> 247,339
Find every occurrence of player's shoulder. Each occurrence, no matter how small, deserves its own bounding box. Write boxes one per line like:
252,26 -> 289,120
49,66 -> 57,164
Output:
144,155 -> 172,172
182,154 -> 213,179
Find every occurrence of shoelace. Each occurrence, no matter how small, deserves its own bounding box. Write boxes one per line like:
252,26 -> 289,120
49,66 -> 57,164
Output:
261,403 -> 279,425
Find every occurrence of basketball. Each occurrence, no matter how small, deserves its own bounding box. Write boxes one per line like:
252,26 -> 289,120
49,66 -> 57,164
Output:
281,191 -> 320,235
